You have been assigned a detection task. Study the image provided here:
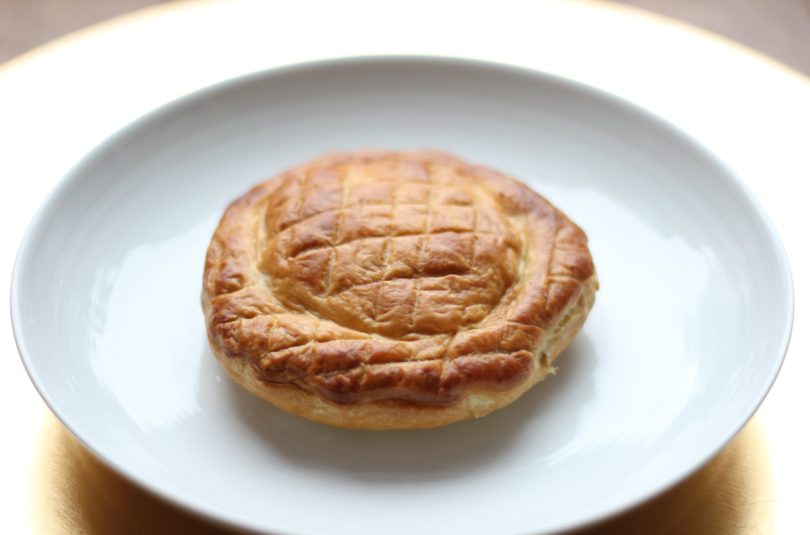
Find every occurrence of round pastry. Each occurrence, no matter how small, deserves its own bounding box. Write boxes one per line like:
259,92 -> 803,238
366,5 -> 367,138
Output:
202,150 -> 597,429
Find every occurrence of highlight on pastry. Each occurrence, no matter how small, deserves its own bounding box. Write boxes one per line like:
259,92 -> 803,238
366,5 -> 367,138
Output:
202,150 -> 597,429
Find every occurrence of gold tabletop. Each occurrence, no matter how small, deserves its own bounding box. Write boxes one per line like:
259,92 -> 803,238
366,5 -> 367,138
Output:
32,412 -> 775,534
2,1 -> 808,533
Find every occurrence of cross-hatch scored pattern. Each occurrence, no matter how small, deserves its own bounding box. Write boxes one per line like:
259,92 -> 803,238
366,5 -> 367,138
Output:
264,159 -> 523,337
204,151 -> 596,409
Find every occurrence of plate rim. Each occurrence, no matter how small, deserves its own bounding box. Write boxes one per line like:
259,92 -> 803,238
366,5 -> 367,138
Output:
9,54 -> 795,534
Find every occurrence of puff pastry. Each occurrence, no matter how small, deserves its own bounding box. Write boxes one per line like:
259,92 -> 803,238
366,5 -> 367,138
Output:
202,151 -> 597,429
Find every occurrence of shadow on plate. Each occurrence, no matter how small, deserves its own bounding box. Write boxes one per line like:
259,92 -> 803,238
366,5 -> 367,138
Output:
213,335 -> 596,482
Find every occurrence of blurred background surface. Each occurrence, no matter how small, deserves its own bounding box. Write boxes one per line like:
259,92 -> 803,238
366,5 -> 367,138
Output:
2,0 -> 809,75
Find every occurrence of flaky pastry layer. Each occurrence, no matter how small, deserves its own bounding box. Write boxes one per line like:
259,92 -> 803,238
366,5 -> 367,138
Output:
202,151 -> 597,428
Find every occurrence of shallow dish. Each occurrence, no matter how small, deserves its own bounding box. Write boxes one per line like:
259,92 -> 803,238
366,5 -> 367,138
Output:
11,57 -> 793,534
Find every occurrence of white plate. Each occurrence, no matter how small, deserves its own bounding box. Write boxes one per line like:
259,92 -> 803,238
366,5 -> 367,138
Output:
11,57 -> 793,534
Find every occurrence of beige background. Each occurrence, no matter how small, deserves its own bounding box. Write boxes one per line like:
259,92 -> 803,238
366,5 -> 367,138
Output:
2,0 -> 810,75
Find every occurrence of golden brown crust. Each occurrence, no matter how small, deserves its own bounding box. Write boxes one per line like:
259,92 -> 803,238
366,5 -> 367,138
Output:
202,150 -> 597,429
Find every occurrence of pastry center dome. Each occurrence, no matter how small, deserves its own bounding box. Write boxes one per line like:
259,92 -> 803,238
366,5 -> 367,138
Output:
262,158 -> 522,337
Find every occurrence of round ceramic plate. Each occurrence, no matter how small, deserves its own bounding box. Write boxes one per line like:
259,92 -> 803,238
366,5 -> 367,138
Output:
11,57 -> 792,534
